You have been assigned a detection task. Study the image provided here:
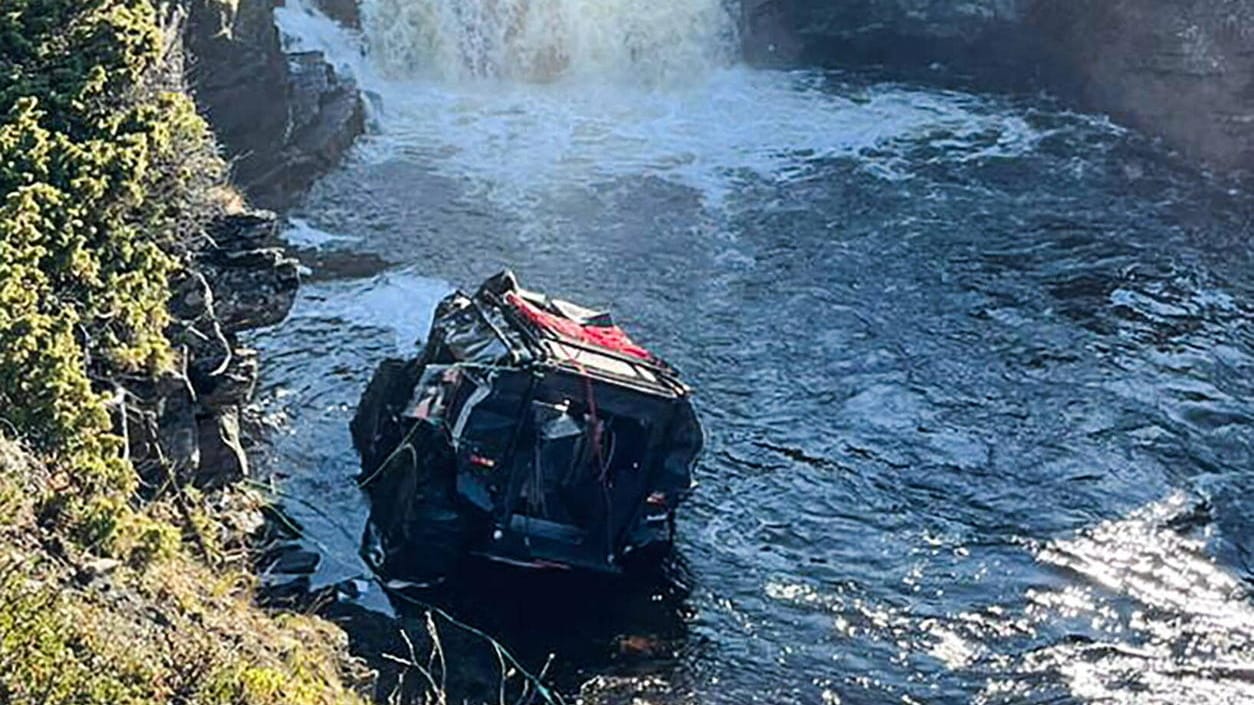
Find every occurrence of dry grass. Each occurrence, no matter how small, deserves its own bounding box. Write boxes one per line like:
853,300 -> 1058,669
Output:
0,437 -> 372,705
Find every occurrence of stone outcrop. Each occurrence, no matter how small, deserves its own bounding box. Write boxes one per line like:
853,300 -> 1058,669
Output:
126,210 -> 299,492
185,0 -> 364,210
739,0 -> 802,66
741,0 -> 1254,176
1029,1 -> 1254,174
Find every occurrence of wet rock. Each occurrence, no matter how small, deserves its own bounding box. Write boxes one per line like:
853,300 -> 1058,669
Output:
186,0 -> 287,203
260,572 -> 315,607
186,0 -> 364,210
614,634 -> 669,659
199,246 -> 299,330
180,211 -> 298,490
207,208 -> 284,250
199,211 -> 300,332
262,545 -> 323,575
176,211 -> 296,386
123,371 -> 200,491
311,0 -> 361,29
196,347 -> 260,410
740,0 -> 802,66
1028,1 -> 1254,175
121,211 -> 298,495
743,0 -> 1037,80
260,503 -> 307,542
169,278 -> 232,388
265,51 -> 367,207
255,543 -> 324,606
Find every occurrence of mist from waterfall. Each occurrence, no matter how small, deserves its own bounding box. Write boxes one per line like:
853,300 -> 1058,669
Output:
276,0 -> 1050,217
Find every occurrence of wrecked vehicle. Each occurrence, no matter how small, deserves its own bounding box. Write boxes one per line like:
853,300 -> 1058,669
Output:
351,271 -> 703,582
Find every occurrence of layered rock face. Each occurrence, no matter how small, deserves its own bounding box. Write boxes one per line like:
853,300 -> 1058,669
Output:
127,211 -> 299,491
186,0 -> 364,210
742,0 -> 1254,175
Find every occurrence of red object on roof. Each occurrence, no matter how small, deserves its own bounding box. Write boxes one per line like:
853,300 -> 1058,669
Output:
505,293 -> 655,362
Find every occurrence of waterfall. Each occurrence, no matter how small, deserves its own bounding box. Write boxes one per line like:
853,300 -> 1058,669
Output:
275,0 -> 1048,209
360,0 -> 740,83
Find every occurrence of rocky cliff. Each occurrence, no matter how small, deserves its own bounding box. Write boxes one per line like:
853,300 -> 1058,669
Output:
742,0 -> 1254,176
128,210 -> 299,493
186,0 -> 364,210
742,0 -> 1036,77
0,0 -> 371,698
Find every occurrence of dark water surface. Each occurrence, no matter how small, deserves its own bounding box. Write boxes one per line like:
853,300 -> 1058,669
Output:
253,10 -> 1254,703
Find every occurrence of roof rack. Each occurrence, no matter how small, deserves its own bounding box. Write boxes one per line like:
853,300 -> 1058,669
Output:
470,272 -> 689,398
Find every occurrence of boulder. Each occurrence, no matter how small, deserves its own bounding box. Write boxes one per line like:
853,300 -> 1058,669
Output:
196,347 -> 260,412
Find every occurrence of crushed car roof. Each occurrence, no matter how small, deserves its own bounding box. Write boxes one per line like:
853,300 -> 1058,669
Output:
459,270 -> 691,398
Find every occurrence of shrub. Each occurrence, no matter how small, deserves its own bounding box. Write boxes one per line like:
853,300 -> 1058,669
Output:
0,0 -> 221,540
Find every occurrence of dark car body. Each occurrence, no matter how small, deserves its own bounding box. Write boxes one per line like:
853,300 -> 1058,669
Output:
351,271 -> 703,582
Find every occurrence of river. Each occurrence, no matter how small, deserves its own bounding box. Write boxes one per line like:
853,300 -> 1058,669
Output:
250,2 -> 1254,703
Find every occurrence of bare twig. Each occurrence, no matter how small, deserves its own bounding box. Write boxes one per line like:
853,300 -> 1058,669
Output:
388,627 -> 444,704
425,610 -> 448,698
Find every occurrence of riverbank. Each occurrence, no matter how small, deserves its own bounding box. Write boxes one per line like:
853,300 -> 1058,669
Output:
0,1 -> 370,701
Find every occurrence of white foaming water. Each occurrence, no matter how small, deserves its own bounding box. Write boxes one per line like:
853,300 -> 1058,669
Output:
275,0 -> 1050,211
294,269 -> 452,354
284,217 -> 363,249
362,0 -> 738,83
354,71 -> 1047,207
